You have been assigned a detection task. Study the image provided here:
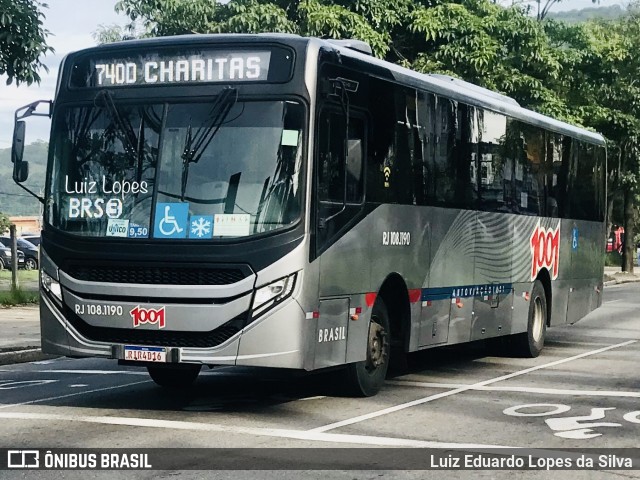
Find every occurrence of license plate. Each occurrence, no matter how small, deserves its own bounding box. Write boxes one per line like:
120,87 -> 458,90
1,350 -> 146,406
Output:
124,346 -> 166,363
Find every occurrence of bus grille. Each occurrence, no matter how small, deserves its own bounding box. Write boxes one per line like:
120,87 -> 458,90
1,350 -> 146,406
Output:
66,310 -> 247,349
65,264 -> 248,285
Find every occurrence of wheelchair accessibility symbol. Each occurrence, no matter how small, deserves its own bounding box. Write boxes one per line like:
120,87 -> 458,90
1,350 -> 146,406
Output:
153,203 -> 189,238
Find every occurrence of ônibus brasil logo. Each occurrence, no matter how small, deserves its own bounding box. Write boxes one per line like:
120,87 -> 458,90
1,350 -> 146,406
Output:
130,306 -> 166,329
530,221 -> 560,281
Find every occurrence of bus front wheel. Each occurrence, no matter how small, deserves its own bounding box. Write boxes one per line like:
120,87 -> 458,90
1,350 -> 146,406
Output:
512,280 -> 547,358
147,364 -> 201,389
341,298 -> 390,397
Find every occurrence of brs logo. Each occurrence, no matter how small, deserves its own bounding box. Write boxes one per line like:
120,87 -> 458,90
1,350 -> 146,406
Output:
530,221 -> 560,281
130,306 -> 166,329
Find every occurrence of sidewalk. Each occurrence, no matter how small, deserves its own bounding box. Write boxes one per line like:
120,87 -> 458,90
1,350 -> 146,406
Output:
0,305 -> 52,365
603,266 -> 640,286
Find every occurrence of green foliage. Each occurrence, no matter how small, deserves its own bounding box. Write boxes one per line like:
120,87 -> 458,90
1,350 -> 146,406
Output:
605,251 -> 622,267
0,288 -> 38,306
0,0 -> 53,85
0,213 -> 10,235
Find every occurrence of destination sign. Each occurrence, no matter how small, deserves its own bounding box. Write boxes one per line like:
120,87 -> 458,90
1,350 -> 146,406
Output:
69,47 -> 295,88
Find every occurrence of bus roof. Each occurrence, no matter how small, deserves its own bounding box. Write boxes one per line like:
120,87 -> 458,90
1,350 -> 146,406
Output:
67,33 -> 605,146
317,38 -> 605,146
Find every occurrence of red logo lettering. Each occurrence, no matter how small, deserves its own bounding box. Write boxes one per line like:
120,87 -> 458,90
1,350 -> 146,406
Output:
130,306 -> 166,329
530,221 -> 560,280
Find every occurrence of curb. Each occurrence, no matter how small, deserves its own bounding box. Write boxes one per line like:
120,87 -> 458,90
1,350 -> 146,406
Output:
0,348 -> 56,366
603,277 -> 640,287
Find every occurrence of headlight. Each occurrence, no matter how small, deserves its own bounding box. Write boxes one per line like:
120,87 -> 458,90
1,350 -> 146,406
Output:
251,273 -> 297,317
41,270 -> 62,303
4,251 -> 11,257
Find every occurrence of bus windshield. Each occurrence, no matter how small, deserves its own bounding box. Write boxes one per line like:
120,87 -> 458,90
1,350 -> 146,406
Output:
46,98 -> 305,239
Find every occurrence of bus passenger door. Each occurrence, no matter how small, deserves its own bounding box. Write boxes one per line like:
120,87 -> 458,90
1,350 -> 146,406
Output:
316,109 -> 367,297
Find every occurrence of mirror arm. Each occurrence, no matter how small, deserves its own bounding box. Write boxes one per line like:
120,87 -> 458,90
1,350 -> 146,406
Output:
15,100 -> 52,121
13,182 -> 44,205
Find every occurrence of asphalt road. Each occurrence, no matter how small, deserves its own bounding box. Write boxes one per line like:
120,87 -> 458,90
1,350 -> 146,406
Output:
1,283 -> 640,479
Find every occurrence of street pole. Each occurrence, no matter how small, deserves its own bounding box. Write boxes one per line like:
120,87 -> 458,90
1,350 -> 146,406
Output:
10,224 -> 19,291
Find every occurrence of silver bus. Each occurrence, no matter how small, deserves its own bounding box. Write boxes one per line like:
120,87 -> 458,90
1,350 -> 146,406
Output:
11,34 -> 606,396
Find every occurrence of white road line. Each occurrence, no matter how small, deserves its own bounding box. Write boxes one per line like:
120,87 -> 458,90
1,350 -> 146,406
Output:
387,380 -> 640,398
38,370 -> 149,375
0,380 -> 151,410
309,340 -> 637,433
0,411 -> 516,449
604,299 -> 623,304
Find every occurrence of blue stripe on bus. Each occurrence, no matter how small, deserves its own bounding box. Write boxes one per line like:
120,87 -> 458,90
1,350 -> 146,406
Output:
421,283 -> 513,301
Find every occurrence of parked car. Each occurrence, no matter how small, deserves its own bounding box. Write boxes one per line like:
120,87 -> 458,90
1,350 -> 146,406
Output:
0,238 -> 36,270
20,234 -> 40,248
0,242 -> 25,270
607,226 -> 624,254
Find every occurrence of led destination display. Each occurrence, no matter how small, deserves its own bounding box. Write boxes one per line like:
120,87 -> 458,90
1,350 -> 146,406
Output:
70,46 -> 294,88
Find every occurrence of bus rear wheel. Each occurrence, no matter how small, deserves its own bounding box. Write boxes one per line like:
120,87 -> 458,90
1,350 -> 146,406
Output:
147,364 -> 201,389
512,280 -> 547,358
341,298 -> 390,397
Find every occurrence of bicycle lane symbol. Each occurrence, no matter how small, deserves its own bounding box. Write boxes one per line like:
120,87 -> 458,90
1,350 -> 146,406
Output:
502,403 -> 640,440
153,203 -> 189,238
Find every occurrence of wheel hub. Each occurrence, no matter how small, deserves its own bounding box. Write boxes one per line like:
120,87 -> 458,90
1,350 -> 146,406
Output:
367,320 -> 388,370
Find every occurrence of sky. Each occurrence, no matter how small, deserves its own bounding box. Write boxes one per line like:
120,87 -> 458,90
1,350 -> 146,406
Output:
0,0 -> 127,149
0,0 -> 631,150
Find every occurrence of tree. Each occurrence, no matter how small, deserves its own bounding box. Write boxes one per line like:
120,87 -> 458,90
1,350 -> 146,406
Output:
544,7 -> 640,272
0,0 -> 53,85
408,0 -> 568,117
0,213 -> 11,235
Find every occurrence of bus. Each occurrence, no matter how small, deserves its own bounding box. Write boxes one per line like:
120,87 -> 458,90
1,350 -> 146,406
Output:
11,34 -> 606,396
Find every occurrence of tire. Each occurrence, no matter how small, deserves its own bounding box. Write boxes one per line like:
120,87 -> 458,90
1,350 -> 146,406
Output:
147,364 -> 201,389
512,280 -> 547,358
341,298 -> 391,397
24,258 -> 38,271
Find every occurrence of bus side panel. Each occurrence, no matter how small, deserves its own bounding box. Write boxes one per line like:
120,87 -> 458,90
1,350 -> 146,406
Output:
566,279 -> 599,325
426,209 -> 476,345
471,212 -> 515,341
550,280 -> 570,328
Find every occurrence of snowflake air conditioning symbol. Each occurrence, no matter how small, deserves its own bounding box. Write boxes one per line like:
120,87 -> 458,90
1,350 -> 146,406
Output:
189,215 -> 214,239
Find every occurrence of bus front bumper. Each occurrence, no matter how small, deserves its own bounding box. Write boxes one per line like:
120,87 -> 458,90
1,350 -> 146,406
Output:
40,292 -> 308,370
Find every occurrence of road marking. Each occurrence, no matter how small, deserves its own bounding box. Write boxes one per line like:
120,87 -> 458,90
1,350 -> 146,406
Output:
0,380 -> 57,390
387,380 -> 640,398
0,411 -> 515,449
31,359 -> 61,365
39,370 -> 148,375
69,384 -> 89,388
0,380 -> 151,410
309,340 -> 637,433
604,299 -> 622,304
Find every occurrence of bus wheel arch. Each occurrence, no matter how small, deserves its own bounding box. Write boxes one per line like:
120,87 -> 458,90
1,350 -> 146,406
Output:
376,273 -> 411,353
535,268 -> 552,327
339,273 -> 409,397
511,279 -> 548,358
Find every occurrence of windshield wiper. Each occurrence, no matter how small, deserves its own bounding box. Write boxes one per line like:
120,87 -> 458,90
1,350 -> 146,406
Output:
94,90 -> 138,155
180,87 -> 238,201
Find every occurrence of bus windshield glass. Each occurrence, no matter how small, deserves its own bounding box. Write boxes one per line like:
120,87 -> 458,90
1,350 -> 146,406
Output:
46,98 -> 305,239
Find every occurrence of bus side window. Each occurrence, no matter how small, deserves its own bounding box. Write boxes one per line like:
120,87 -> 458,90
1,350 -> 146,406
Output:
316,110 -> 365,249
317,111 -> 364,204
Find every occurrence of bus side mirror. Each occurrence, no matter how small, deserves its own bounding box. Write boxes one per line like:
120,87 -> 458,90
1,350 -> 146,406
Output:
14,161 -> 29,183
12,120 -> 28,182
12,121 -> 25,164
